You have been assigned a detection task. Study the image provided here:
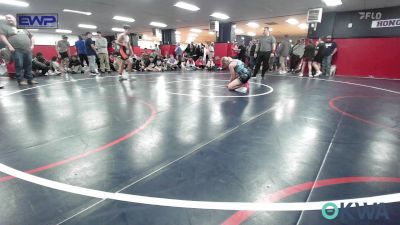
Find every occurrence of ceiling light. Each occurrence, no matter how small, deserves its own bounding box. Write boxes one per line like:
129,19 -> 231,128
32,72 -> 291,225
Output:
0,0 -> 29,7
113,16 -> 135,23
0,15 -> 5,20
186,38 -> 195,43
78,24 -> 97,29
247,32 -> 256,36
298,23 -> 308,30
323,0 -> 342,6
210,12 -> 230,20
209,31 -> 215,35
175,31 -> 181,34
91,32 -> 98,35
190,28 -> 202,33
112,27 -> 125,32
247,22 -> 259,28
63,9 -> 92,15
235,29 -> 244,34
174,1 -> 200,11
188,33 -> 199,37
286,18 -> 299,25
27,29 -> 39,32
56,29 -> 72,34
150,22 -> 167,28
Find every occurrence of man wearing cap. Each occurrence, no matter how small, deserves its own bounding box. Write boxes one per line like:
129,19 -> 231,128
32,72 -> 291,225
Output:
253,27 -> 276,78
0,14 -> 38,86
56,35 -> 70,73
322,35 -> 337,76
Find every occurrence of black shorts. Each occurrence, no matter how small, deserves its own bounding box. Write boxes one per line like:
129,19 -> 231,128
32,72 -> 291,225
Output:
60,52 -> 69,59
314,55 -> 323,64
237,67 -> 251,84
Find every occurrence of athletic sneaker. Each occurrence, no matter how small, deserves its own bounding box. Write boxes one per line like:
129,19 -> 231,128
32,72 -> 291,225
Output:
314,71 -> 322,77
308,74 -> 313,78
90,71 -> 99,76
18,81 -> 28,86
28,80 -> 39,85
298,73 -> 304,77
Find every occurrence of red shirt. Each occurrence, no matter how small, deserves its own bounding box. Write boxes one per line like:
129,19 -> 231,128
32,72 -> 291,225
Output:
195,59 -> 204,66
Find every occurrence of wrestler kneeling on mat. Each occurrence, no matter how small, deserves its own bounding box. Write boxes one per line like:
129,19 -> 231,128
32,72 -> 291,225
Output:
222,57 -> 251,94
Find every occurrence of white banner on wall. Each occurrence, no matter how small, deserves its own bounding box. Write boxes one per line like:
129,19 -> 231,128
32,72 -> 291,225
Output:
371,18 -> 400,28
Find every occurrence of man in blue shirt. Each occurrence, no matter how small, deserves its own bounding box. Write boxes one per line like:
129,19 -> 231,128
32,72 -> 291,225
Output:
75,35 -> 88,68
322,35 -> 337,77
85,32 -> 99,75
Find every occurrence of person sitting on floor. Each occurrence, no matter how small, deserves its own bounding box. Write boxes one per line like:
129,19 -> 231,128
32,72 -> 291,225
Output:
49,56 -> 62,75
130,55 -> 141,71
206,57 -> 216,71
155,58 -> 166,72
195,56 -> 205,70
166,54 -> 178,70
145,56 -> 158,72
185,57 -> 196,70
68,55 -> 83,74
32,52 -> 51,76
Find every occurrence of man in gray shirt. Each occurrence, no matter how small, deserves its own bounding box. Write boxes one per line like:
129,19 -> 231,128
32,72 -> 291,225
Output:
253,27 -> 276,78
278,35 -> 291,74
0,15 -> 38,86
56,35 -> 70,73
95,31 -> 110,73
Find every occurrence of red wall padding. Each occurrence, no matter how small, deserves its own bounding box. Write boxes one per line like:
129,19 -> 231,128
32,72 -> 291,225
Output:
13,39 -> 400,79
334,38 -> 400,79
133,46 -> 154,56
214,43 -> 229,59
133,46 -> 141,56
160,45 -> 176,57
